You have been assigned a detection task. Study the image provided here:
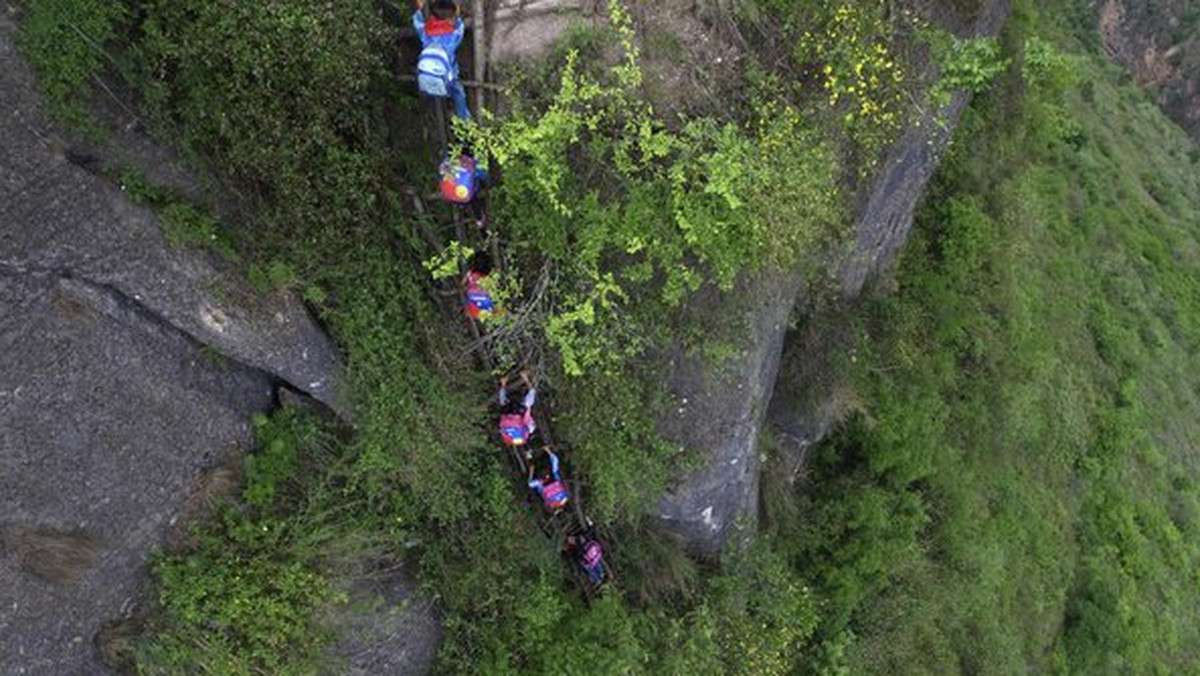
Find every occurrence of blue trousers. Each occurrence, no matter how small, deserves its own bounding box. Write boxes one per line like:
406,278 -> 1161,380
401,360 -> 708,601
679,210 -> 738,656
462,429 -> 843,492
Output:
448,79 -> 471,121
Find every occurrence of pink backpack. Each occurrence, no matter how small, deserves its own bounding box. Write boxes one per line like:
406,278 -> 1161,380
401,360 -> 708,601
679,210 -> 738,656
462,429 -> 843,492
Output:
542,481 -> 569,510
582,540 -> 603,568
499,413 -> 528,445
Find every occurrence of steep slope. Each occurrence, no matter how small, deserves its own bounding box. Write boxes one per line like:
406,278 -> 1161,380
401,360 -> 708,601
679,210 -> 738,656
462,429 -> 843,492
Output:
655,0 -> 1012,555
771,9 -> 1200,670
0,14 -> 344,412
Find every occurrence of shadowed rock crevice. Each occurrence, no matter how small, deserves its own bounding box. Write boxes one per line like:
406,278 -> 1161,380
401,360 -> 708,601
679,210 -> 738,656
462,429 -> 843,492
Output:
0,261 -> 315,404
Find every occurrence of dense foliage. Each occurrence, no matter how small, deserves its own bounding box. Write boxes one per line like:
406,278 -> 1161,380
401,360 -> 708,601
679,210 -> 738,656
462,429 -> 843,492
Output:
769,4 -> 1200,672
16,0 -> 125,131
16,0 -> 1200,673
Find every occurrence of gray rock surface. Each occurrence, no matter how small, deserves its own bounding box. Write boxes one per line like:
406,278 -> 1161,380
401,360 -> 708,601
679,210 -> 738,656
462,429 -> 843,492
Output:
653,0 -> 1012,556
0,9 -> 345,414
330,574 -> 443,676
0,268 -> 272,675
654,273 -> 801,555
0,7 -> 346,673
488,0 -> 602,64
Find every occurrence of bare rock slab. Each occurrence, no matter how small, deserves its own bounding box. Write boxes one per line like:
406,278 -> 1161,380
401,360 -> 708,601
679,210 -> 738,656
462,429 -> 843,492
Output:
0,269 -> 273,675
0,6 -> 343,673
489,0 -> 601,63
0,8 -> 346,414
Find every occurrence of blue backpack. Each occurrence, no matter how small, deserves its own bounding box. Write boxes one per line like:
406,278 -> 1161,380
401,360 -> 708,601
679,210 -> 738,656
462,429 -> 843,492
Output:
417,44 -> 454,97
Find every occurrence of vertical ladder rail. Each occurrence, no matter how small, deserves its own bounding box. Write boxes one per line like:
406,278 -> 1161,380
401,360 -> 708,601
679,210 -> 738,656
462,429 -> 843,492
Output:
472,0 -> 487,118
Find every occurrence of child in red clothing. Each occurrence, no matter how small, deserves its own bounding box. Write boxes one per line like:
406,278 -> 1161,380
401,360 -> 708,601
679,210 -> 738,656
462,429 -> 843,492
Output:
463,251 -> 495,320
413,0 -> 471,120
498,369 -> 537,448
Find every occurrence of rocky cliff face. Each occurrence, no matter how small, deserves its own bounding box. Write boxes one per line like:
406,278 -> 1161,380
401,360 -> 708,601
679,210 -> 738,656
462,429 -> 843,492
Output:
653,273 -> 805,554
488,0 -> 601,63
0,9 -> 358,672
653,0 -> 1012,556
1097,0 -> 1200,142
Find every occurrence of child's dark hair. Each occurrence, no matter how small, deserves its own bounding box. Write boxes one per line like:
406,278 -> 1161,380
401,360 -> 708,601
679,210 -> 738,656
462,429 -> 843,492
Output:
430,0 -> 457,19
501,397 -> 524,415
468,251 -> 492,276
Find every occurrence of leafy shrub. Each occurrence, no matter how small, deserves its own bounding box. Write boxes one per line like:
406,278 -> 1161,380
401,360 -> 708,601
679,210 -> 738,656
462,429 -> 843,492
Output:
472,4 -> 840,377
708,542 -> 820,675
795,3 -> 911,134
159,201 -> 237,259
17,0 -> 126,131
242,411 -> 306,511
931,36 -> 1011,100
141,524 -> 337,675
125,0 -> 392,276
248,260 -> 298,294
137,409 -> 346,674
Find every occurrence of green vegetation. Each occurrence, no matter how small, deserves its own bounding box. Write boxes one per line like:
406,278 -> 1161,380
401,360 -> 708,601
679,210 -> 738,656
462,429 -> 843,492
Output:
18,0 -> 844,672
929,35 -> 1010,101
136,411 -> 342,674
793,3 -> 913,142
767,4 -> 1200,672
119,170 -> 240,261
16,0 -> 125,132
472,5 -> 838,376
16,0 -> 1200,673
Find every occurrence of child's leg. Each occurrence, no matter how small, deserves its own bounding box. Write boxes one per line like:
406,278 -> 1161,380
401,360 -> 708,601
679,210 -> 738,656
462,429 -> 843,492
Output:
449,80 -> 471,121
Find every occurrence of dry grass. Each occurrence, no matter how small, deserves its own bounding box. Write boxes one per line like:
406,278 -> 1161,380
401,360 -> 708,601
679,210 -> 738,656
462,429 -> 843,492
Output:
2,526 -> 101,584
613,517 -> 702,605
95,617 -> 142,672
166,447 -> 243,549
190,459 -> 242,511
823,381 -> 868,428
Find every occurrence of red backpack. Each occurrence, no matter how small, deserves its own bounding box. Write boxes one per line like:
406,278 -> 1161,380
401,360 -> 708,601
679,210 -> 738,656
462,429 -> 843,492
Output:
464,270 -> 494,319
542,480 -> 569,510
499,413 -> 528,445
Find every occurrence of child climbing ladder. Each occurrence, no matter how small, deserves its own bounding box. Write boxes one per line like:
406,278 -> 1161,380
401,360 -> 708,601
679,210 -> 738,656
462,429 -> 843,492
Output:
406,10 -> 613,593
413,0 -> 471,121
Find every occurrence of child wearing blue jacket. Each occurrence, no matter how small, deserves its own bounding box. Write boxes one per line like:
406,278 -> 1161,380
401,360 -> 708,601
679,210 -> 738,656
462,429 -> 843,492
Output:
413,0 -> 471,121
